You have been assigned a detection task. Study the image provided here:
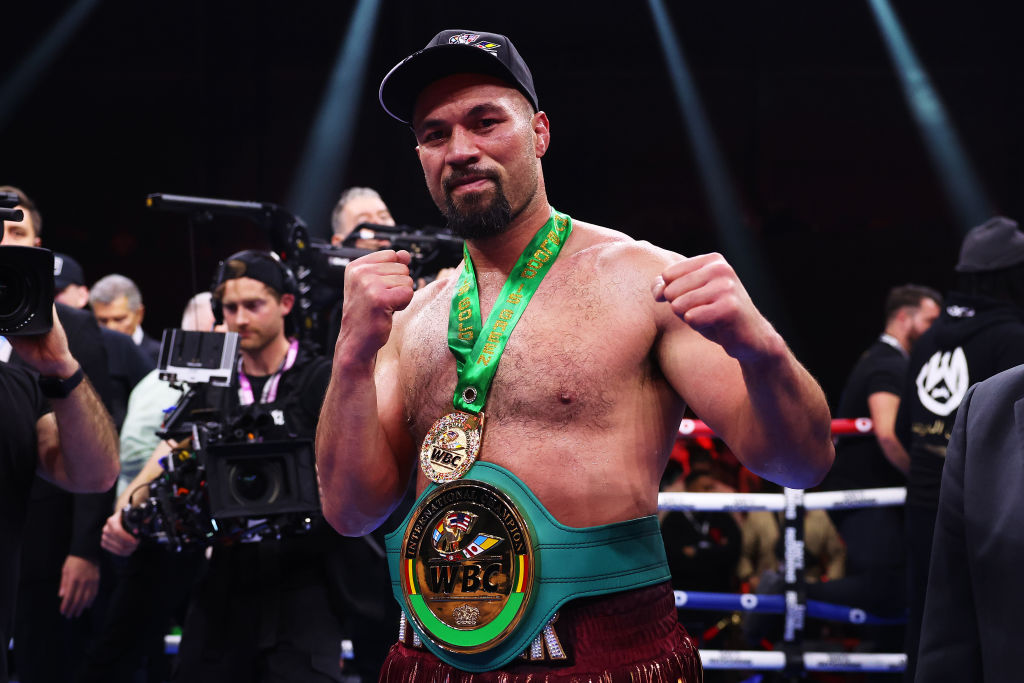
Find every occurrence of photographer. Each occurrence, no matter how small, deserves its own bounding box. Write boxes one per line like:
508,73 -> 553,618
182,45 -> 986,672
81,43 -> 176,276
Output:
0,303 -> 120,683
101,250 -> 348,683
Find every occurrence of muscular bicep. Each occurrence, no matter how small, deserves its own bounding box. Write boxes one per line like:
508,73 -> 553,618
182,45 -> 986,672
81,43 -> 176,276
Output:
656,314 -> 748,445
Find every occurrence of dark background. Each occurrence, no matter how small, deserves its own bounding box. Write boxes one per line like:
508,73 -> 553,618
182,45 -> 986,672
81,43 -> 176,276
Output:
4,0 -> 1023,406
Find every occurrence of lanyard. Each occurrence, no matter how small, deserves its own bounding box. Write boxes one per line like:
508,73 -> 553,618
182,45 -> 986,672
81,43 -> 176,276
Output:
447,209 -> 572,414
237,338 -> 299,406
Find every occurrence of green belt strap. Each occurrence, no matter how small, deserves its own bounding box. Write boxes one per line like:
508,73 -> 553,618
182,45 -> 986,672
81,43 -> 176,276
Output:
384,461 -> 671,672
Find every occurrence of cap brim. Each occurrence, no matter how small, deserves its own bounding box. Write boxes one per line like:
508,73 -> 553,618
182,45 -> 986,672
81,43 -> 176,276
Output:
379,44 -> 526,125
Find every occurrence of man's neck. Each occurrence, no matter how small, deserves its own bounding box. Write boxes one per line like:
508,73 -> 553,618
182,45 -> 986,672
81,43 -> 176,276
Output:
880,326 -> 908,354
464,195 -> 552,275
241,334 -> 292,376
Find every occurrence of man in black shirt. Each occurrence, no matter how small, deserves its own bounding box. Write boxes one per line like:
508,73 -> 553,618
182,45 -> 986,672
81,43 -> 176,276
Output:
0,309 -> 120,683
817,284 -> 940,656
897,216 -> 1024,680
101,251 -> 369,682
828,285 -> 941,490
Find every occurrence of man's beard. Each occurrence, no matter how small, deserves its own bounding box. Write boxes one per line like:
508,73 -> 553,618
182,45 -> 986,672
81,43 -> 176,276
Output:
442,173 -> 513,240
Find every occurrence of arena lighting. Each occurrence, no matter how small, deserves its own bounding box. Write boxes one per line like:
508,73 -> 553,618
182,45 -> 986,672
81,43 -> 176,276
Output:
0,0 -> 103,132
645,0 -> 791,335
867,0 -> 991,232
286,0 -> 382,238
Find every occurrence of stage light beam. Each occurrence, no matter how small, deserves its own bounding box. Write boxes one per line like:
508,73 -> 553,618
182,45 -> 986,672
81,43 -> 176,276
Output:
287,0 -> 382,238
646,0 -> 790,335
0,0 -> 103,132
867,0 -> 992,231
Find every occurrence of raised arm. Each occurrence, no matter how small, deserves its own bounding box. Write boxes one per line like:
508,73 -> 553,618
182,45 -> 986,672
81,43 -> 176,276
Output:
13,307 -> 119,493
316,250 -> 417,536
654,253 -> 834,488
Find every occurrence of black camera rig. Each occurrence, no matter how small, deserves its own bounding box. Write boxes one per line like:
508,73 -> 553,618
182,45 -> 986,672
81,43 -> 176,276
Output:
0,190 -> 54,335
146,193 -> 463,351
121,330 -> 321,550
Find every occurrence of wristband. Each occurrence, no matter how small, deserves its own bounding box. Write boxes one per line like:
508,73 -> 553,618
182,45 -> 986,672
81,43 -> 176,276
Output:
38,366 -> 85,399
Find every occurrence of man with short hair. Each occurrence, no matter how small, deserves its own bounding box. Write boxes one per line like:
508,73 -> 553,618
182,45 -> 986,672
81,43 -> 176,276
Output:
813,284 -> 940,653
0,184 -> 43,247
104,251 -> 353,683
2,186 -> 129,683
0,211 -> 120,683
330,186 -> 395,247
828,284 -> 942,486
90,274 -> 161,363
317,29 -> 833,680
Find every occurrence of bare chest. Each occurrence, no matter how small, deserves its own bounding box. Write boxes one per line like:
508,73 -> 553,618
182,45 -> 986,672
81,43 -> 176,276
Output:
399,267 -> 656,445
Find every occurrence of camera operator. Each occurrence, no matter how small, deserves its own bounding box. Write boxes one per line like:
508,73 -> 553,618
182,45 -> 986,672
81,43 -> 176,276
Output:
0,300 -> 120,683
101,250 -> 349,683
3,185 -> 125,683
330,186 -> 395,249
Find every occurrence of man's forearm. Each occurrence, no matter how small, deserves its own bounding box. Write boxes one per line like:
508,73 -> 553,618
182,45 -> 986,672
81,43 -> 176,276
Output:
876,435 -> 911,475
316,355 -> 409,536
48,374 -> 120,492
737,337 -> 835,489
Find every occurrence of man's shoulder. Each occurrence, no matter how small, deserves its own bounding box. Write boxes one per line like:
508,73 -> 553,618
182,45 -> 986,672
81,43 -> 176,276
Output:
971,364 -> 1024,406
565,220 -> 679,275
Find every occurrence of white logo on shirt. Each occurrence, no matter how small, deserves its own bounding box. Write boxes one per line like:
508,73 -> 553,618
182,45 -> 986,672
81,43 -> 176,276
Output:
916,347 -> 969,417
271,409 -> 285,426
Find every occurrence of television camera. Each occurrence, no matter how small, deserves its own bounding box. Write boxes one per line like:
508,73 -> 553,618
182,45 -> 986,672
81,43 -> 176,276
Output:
0,190 -> 53,335
145,193 -> 463,351
121,330 -> 321,550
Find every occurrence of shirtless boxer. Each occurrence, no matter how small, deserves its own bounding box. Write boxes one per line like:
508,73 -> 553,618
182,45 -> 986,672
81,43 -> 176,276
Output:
316,29 -> 833,681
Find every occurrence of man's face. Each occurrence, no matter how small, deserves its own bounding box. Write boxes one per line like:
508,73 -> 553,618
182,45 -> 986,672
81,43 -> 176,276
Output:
219,277 -> 293,355
412,74 -> 548,240
93,295 -> 144,336
907,297 -> 941,347
1,205 -> 40,246
332,195 -> 395,246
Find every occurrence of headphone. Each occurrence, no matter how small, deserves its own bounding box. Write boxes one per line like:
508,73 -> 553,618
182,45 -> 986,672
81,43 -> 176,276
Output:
210,250 -> 299,328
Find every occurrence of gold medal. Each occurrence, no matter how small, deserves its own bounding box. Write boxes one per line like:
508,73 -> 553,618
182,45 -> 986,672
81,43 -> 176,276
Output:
420,411 -> 484,483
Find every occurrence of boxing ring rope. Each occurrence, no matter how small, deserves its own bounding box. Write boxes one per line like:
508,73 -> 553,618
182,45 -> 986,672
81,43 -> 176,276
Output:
698,650 -> 906,673
667,417 -> 907,676
673,591 -> 905,626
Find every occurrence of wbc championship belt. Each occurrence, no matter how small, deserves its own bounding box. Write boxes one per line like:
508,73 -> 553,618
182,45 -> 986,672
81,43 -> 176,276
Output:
399,477 -> 535,653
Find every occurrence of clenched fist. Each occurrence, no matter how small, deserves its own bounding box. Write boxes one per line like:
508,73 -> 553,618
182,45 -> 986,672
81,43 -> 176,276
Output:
653,252 -> 779,361
338,249 -> 416,361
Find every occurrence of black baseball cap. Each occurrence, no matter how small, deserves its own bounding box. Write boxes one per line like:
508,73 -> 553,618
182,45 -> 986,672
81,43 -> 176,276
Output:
212,250 -> 294,296
379,29 -> 538,126
955,216 -> 1024,273
53,253 -> 85,290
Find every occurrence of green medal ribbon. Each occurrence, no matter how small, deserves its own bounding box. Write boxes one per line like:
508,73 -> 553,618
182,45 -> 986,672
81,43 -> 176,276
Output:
448,208 -> 572,414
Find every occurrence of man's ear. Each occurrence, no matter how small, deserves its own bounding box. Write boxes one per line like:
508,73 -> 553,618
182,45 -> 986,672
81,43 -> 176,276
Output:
279,292 -> 295,316
532,111 -> 550,158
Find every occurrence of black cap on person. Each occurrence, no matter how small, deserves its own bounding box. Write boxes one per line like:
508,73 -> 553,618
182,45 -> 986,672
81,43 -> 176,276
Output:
379,29 -> 538,125
955,216 -> 1024,273
53,253 -> 85,291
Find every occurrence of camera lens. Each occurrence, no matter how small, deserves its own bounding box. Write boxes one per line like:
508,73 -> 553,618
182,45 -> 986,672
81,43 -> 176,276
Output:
0,246 -> 53,335
0,268 -> 30,320
228,461 -> 282,504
